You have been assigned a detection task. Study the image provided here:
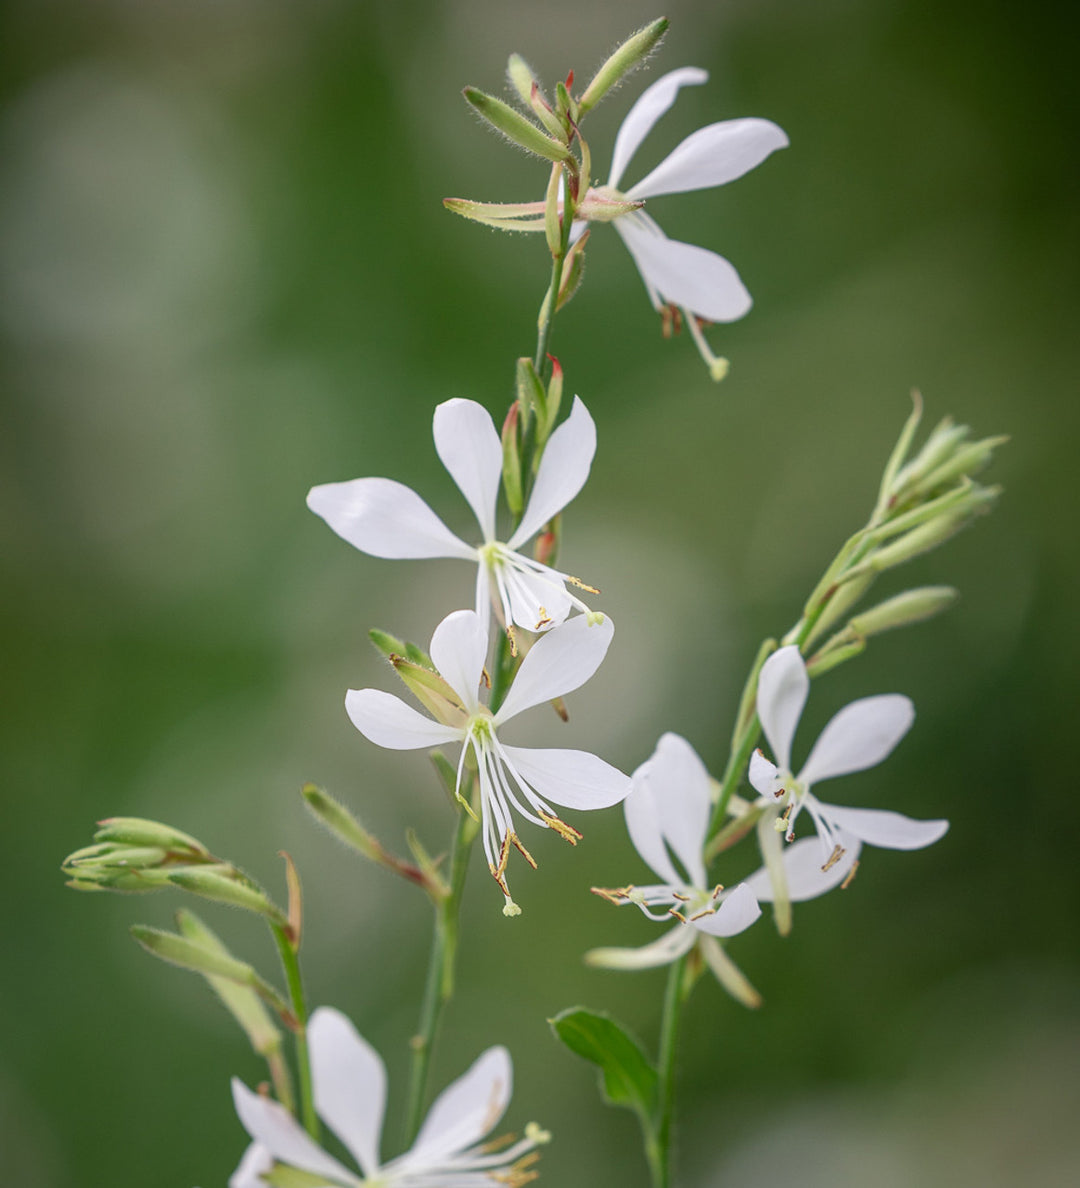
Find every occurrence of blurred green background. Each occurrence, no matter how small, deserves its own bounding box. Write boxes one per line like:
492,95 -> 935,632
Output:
3,1 -> 1077,1185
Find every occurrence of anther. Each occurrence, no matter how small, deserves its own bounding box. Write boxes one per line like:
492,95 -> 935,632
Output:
510,831 -> 538,869
840,859 -> 860,890
711,884 -> 724,899
821,844 -> 846,873
671,891 -> 691,902
668,908 -> 688,924
566,575 -> 600,594
689,908 -> 715,921
538,809 -> 581,845
481,666 -> 491,690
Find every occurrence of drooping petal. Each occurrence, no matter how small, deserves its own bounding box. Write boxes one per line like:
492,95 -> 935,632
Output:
627,118 -> 789,201
608,66 -> 709,190
755,646 -> 809,774
428,609 -> 489,713
743,830 -> 862,902
692,882 -> 761,937
404,1047 -> 512,1168
642,734 -> 712,887
493,613 -> 614,724
585,922 -> 697,970
821,803 -> 948,850
307,477 -> 475,561
500,744 -> 630,810
433,399 -> 503,543
615,216 -> 752,323
308,1007 -> 386,1178
499,561 -> 574,633
624,757 -> 682,887
507,396 -> 596,549
230,1079 -> 357,1185
799,694 -> 915,785
229,1143 -> 273,1188
748,748 -> 782,796
345,689 -> 461,750
698,935 -> 762,1009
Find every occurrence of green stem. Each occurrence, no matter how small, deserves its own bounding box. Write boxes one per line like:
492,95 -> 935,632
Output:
402,797 -> 475,1145
648,954 -> 689,1188
534,251 -> 566,376
270,922 -> 318,1139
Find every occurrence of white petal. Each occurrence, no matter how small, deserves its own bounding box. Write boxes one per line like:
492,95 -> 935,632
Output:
345,689 -> 461,750
230,1079 -> 356,1184
821,803 -> 948,850
585,923 -> 697,970
229,1143 -> 273,1188
404,1047 -> 512,1168
799,694 -> 915,785
608,66 -> 709,190
642,734 -> 711,887
308,1007 -> 386,1178
627,118 -> 789,200
755,812 -> 791,933
615,216 -> 752,323
307,478 -> 474,561
624,758 -> 682,887
698,936 -> 762,1008
501,563 -> 573,633
499,744 -> 630,811
755,646 -> 809,773
493,613 -> 614,724
507,396 -> 596,549
429,609 -> 488,711
433,399 -> 503,543
743,831 -> 862,902
748,748 -> 781,796
692,883 -> 761,937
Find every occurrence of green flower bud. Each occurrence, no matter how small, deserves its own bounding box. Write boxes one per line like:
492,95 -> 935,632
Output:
847,586 -> 958,637
93,817 -> 209,856
462,87 -> 571,161
390,654 -> 467,725
167,867 -> 286,924
578,19 -> 669,115
501,403 -> 524,519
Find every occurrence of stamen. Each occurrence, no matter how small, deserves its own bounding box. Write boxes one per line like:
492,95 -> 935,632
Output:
539,808 -> 582,845
689,908 -> 715,921
509,831 -> 538,869
565,575 -> 600,594
840,859 -> 860,890
481,666 -> 491,689
668,908 -> 688,924
591,885 -> 630,905
506,624 -> 518,657
821,843 -> 846,872
534,606 -> 553,630
711,883 -> 725,900
670,891 -> 691,902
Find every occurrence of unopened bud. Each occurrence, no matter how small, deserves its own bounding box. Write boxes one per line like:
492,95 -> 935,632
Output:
390,654 -> 467,724
93,817 -> 209,856
848,586 -> 958,638
555,231 -> 588,313
515,356 -> 546,428
301,784 -> 382,863
502,403 -> 524,518
462,87 -> 571,162
167,867 -> 286,924
911,435 -> 1008,499
507,53 -> 541,108
578,19 -> 669,115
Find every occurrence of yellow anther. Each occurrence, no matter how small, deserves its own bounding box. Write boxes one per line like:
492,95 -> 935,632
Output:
840,859 -> 860,890
506,625 -> 518,657
481,666 -> 492,690
510,831 -> 538,869
821,844 -> 846,872
689,908 -> 715,921
538,809 -> 581,845
566,575 -> 600,594
534,607 -> 553,629
671,891 -> 691,902
668,908 -> 688,924
711,883 -> 725,900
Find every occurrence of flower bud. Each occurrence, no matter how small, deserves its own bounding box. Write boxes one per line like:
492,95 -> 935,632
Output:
502,403 -> 524,519
390,654 -> 467,725
911,435 -> 1009,499
462,87 -> 571,162
847,586 -> 958,638
93,817 -> 209,856
167,867 -> 286,924
516,356 -> 545,429
578,19 -> 669,115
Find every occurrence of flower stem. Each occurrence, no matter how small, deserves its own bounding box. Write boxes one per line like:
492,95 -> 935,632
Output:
534,251 -> 566,375
647,953 -> 690,1188
270,921 -> 318,1138
402,792 -> 475,1146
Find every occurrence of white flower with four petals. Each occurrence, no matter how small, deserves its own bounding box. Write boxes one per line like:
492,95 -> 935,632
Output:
346,608 -> 630,914
585,67 -> 788,357
587,733 -> 762,1002
230,1006 -> 546,1187
746,646 -> 949,933
308,397 -> 599,641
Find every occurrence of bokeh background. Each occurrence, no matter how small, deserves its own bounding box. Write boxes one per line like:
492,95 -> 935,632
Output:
3,1 -> 1077,1185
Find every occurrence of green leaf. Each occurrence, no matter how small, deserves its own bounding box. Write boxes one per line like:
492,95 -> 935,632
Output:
549,1007 -> 658,1124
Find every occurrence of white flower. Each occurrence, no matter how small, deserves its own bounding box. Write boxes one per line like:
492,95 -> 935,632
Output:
230,1006 -> 547,1187
586,733 -> 762,1003
588,67 -> 788,337
747,645 -> 948,931
346,608 -> 629,913
307,396 -> 599,639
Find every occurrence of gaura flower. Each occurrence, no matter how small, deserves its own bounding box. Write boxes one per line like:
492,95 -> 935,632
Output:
346,608 -> 630,914
230,1006 -> 548,1187
747,645 -> 948,933
308,396 -> 599,640
586,733 -> 762,1005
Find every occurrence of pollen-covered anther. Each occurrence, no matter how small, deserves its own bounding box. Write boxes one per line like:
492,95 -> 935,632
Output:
689,907 -> 715,921
506,624 -> 518,658
711,883 -> 725,900
566,574 -> 601,594
668,907 -> 688,924
821,843 -> 846,873
509,831 -> 538,869
671,891 -> 691,902
590,884 -> 630,905
840,859 -> 860,890
481,666 -> 492,690
538,809 -> 582,845
534,607 -> 553,630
